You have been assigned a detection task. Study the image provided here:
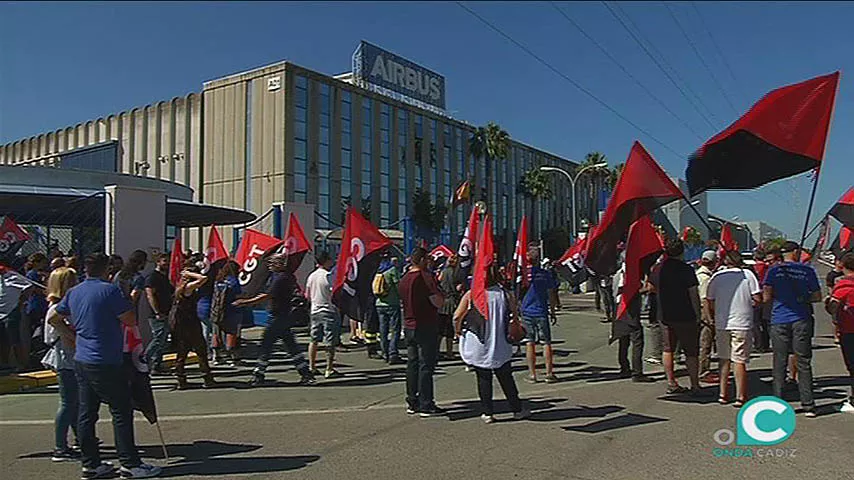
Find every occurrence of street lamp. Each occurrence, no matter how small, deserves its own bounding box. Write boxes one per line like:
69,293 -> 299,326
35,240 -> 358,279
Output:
540,162 -> 607,240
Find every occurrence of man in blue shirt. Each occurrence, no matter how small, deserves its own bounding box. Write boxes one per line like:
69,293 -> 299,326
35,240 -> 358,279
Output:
763,241 -> 822,418
521,244 -> 560,384
49,253 -> 161,479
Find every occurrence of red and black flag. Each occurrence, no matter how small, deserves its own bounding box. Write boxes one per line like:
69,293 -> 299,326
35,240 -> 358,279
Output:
832,226 -> 853,258
458,207 -> 480,270
332,208 -> 393,322
687,72 -> 840,196
169,236 -> 185,286
511,215 -> 530,294
234,228 -> 284,297
555,235 -> 589,287
282,212 -> 312,273
465,214 -> 495,343
202,225 -> 229,279
611,216 -> 663,344
429,245 -> 454,264
829,187 -> 854,229
0,216 -> 30,261
585,141 -> 682,275
122,325 -> 157,424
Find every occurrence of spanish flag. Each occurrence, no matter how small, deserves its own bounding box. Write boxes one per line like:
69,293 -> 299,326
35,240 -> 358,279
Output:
452,180 -> 472,207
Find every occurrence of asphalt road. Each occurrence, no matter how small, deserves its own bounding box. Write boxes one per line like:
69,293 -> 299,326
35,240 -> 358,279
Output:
2,281 -> 852,480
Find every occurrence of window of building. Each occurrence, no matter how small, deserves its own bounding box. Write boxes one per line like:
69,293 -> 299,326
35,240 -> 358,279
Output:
380,103 -> 391,223
293,75 -> 308,203
398,109 -> 408,218
414,115 -> 423,192
430,118 -> 438,197
341,90 -> 352,215
361,97 -> 373,219
443,123 -> 451,205
318,82 -> 331,228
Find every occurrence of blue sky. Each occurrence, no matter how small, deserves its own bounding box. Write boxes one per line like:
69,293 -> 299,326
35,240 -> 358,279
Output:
2,1 -> 852,240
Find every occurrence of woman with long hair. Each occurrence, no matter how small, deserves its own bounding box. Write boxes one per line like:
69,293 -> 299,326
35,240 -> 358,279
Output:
454,263 -> 529,424
210,261 -> 243,366
42,266 -> 82,461
171,260 -> 215,389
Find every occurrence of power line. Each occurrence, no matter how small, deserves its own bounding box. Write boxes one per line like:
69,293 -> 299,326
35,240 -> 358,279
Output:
548,2 -> 705,141
690,2 -> 740,88
454,1 -> 686,159
604,1 -> 721,129
662,2 -> 738,115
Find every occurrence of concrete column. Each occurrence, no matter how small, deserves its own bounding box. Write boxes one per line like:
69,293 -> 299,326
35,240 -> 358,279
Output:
104,185 -> 166,260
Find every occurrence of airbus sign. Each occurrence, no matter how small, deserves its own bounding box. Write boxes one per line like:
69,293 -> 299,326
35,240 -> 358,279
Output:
357,41 -> 446,110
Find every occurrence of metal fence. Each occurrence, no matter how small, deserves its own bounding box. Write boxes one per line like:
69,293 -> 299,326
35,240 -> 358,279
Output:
4,193 -> 106,268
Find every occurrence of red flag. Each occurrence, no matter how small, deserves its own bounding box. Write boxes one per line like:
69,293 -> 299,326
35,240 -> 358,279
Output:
829,187 -> 854,229
720,223 -> 739,254
123,325 -> 158,424
512,215 -> 530,292
235,229 -> 283,296
0,216 -> 30,258
687,72 -> 840,196
612,216 -> 663,343
203,226 -> 229,274
332,208 -> 393,322
283,213 -> 312,273
842,226 -> 853,251
429,245 -> 454,263
169,237 -> 184,286
585,141 -> 682,275
458,207 -> 480,269
472,215 -> 495,321
556,235 -> 589,286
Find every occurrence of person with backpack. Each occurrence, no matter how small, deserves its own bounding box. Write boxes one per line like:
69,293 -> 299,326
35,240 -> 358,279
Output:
375,255 -> 403,364
209,261 -> 242,366
825,251 -> 854,413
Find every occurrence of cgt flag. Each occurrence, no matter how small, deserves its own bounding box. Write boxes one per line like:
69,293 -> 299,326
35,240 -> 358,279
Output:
611,216 -> 663,344
332,208 -> 393,322
458,207 -> 480,270
0,216 -> 30,261
829,187 -> 854,229
235,229 -> 283,297
687,72 -> 840,196
585,141 -> 682,275
511,215 -> 530,294
169,237 -> 185,286
429,245 -> 454,263
123,325 -> 158,424
465,214 -> 495,343
719,223 -> 739,256
282,212 -> 312,273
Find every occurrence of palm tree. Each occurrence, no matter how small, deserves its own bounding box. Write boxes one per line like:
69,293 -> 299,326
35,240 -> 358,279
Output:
469,122 -> 511,203
607,162 -> 625,189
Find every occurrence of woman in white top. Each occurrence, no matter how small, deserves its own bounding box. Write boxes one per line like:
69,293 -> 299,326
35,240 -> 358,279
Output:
454,264 -> 530,424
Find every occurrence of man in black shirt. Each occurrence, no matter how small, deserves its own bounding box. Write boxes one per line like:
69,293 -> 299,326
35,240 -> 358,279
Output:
144,253 -> 174,374
234,253 -> 314,387
657,239 -> 702,395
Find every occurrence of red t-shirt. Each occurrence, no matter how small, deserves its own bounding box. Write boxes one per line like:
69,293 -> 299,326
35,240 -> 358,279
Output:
831,276 -> 854,334
399,269 -> 441,330
754,260 -> 769,285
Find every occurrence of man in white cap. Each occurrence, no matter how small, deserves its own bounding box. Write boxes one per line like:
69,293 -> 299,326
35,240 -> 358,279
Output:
697,250 -> 718,383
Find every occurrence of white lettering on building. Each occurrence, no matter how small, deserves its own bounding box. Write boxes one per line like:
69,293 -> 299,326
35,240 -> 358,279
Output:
369,54 -> 441,102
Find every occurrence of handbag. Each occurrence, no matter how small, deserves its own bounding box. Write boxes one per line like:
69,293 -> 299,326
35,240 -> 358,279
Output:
504,291 -> 526,344
40,339 -> 61,371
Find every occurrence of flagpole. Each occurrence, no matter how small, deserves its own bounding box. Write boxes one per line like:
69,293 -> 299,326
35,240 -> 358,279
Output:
155,421 -> 169,461
683,199 -> 717,237
797,176 -> 821,260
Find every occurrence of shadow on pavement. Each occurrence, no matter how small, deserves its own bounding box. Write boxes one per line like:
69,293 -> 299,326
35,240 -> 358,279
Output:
529,404 -> 625,422
562,413 -> 668,433
445,397 -> 569,421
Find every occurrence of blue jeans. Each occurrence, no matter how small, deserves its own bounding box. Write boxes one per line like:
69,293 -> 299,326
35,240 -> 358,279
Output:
55,369 -> 79,451
522,315 -> 552,345
75,361 -> 141,469
145,316 -> 169,370
377,305 -> 401,359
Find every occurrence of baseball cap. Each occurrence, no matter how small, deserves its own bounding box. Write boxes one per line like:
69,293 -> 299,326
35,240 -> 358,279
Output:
701,250 -> 717,262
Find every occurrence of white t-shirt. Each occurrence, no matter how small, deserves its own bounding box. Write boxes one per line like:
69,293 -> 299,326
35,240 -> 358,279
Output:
305,267 -> 336,315
706,267 -> 760,330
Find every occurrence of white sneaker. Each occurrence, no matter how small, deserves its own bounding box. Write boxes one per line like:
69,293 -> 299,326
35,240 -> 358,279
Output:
120,463 -> 162,478
840,400 -> 854,413
481,414 -> 495,424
